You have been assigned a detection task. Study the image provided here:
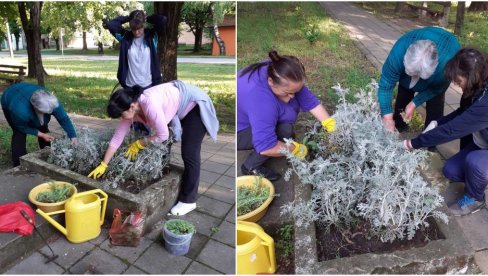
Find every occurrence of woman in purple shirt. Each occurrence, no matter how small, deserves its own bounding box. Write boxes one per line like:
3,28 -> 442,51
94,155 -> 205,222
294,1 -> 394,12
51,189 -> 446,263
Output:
237,51 -> 336,181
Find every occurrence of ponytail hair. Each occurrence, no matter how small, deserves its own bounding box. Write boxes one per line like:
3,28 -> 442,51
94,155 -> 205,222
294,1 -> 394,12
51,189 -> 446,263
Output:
107,85 -> 144,118
239,50 -> 306,85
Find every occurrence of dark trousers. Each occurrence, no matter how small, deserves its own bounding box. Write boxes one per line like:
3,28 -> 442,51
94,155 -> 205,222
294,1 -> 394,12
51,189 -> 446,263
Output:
442,142 -> 488,201
459,95 -> 474,150
393,84 -> 445,132
2,109 -> 50,167
237,123 -> 293,170
178,105 -> 207,203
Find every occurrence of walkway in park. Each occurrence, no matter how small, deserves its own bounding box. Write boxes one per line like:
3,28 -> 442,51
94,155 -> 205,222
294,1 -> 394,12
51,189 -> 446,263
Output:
0,105 -> 236,274
321,2 -> 488,273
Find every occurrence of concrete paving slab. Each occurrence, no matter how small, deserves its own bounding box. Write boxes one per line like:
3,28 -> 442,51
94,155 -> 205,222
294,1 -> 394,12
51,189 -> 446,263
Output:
38,235 -> 95,269
123,265 -> 148,274
201,160 -> 231,174
203,183 -> 235,204
214,175 -> 235,190
197,180 -> 213,194
88,227 -> 110,246
196,239 -> 235,274
134,243 -> 192,274
182,211 -> 222,237
224,165 -> 236,178
208,154 -> 235,166
199,170 -> 221,185
185,261 -> 223,275
4,251 -> 65,274
185,232 -> 210,260
454,209 -> 488,251
211,221 -> 235,247
99,236 -> 153,264
225,206 -> 236,224
69,247 -> 128,274
196,195 -> 233,218
474,250 -> 488,274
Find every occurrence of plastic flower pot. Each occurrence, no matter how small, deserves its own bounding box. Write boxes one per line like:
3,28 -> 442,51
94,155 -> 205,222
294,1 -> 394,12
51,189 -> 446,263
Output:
28,181 -> 77,213
163,219 -> 195,256
237,176 -> 275,222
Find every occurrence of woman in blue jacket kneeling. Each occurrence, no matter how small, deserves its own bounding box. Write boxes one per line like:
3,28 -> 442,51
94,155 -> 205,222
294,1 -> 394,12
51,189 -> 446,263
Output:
403,48 -> 488,216
1,82 -> 77,166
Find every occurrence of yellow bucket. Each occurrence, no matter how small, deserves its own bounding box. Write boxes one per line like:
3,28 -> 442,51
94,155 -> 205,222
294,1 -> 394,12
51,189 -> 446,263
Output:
37,189 -> 108,243
237,221 -> 276,274
237,176 -> 275,222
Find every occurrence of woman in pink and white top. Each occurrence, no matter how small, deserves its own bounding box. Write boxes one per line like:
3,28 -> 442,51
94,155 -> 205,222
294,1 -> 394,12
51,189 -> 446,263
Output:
88,81 -> 219,216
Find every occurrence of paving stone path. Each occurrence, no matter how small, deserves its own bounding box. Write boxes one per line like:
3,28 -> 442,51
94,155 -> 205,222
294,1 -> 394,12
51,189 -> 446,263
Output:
320,2 -> 488,272
0,106 -> 236,274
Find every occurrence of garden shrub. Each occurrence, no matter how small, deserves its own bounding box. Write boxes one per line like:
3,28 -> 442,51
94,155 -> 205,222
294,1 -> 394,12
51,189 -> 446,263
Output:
48,127 -> 172,190
282,81 -> 448,243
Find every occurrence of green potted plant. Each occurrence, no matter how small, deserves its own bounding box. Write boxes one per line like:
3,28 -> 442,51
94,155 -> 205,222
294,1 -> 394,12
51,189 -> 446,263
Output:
28,181 -> 77,212
237,176 -> 275,222
163,219 -> 196,256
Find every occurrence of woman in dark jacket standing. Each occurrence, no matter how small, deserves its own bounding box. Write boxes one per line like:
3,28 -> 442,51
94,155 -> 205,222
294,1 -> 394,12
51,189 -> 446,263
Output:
403,48 -> 488,216
106,10 -> 166,89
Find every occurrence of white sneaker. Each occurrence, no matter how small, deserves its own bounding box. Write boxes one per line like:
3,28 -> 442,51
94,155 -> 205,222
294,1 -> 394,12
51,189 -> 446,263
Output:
170,201 -> 196,216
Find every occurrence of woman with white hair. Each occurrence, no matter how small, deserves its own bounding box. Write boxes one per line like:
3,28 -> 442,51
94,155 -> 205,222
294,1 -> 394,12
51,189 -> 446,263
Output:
1,82 -> 77,166
378,26 -> 460,133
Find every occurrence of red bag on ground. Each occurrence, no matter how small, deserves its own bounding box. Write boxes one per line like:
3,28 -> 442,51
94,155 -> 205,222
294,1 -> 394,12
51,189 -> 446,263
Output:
109,209 -> 144,247
0,201 -> 36,235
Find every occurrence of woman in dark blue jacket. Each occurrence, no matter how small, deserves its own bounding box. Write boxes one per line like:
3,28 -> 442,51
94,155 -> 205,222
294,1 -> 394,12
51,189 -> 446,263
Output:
403,48 -> 488,216
106,10 -> 167,89
1,82 -> 77,166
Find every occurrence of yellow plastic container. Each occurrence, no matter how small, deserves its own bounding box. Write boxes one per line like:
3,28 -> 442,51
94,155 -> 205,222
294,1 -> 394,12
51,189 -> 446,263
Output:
237,221 -> 276,274
28,182 -> 77,213
37,189 -> 108,243
237,176 -> 275,222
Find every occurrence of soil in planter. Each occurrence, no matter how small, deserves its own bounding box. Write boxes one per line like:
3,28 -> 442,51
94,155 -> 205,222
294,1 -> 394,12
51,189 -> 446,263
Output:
316,217 -> 445,262
116,166 -> 171,194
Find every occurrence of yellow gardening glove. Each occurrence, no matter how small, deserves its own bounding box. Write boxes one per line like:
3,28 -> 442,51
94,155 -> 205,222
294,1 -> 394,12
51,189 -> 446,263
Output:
291,141 -> 308,159
125,140 -> 145,161
88,162 -> 108,179
321,117 -> 336,133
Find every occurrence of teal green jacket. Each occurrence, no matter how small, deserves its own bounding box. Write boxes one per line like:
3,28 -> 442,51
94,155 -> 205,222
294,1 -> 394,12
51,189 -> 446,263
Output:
378,27 -> 461,115
1,82 -> 76,138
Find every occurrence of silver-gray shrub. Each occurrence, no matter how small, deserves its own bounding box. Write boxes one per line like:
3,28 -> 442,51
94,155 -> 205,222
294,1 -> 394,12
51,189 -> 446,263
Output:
48,127 -> 172,190
282,81 -> 448,243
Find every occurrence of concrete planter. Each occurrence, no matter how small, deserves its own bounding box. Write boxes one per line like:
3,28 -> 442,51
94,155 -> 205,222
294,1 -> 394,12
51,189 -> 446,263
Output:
20,148 -> 182,232
292,173 -> 479,274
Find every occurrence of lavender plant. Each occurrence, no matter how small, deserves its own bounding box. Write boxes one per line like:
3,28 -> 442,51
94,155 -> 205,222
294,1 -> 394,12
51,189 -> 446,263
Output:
48,127 -> 173,190
282,81 -> 448,243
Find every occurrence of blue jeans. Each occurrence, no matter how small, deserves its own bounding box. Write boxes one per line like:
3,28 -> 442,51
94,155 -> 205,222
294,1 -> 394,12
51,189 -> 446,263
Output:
443,142 -> 488,201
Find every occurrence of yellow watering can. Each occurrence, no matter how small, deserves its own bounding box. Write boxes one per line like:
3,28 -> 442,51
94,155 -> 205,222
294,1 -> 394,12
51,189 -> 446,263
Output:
37,189 -> 108,243
237,221 -> 276,274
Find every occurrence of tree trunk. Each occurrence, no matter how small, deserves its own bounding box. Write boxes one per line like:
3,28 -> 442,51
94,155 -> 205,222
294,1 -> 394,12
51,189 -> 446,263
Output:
455,2 -> 466,35
14,34 -> 19,51
54,38 -> 60,51
439,5 -> 450,27
193,27 -> 203,52
98,42 -> 104,54
468,2 -> 488,11
82,31 -> 88,50
210,4 -> 225,56
18,2 -> 45,86
420,2 -> 428,17
155,2 -> 184,82
394,2 -> 405,14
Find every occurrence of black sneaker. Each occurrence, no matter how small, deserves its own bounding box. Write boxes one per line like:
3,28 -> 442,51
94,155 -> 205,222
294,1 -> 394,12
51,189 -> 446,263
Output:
241,164 -> 281,181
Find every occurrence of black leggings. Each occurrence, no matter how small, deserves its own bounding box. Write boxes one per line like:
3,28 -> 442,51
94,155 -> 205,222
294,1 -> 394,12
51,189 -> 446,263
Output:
179,105 -> 207,203
2,108 -> 50,167
393,84 -> 445,132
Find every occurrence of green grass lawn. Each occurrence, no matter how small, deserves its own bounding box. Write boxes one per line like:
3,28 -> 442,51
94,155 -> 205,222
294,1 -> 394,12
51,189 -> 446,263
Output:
238,2 -> 378,123
357,2 -> 488,53
0,57 -> 235,133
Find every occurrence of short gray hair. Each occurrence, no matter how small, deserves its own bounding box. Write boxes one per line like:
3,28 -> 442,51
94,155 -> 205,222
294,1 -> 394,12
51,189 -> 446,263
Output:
403,40 -> 439,80
30,89 -> 59,114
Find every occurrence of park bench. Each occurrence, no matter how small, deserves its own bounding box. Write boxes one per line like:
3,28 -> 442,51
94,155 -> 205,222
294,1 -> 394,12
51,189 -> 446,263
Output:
405,2 -> 451,26
0,64 -> 27,84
